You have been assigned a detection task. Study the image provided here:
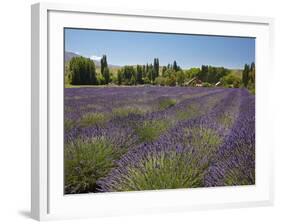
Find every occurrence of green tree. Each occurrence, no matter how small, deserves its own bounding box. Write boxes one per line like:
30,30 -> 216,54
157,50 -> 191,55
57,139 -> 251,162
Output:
199,65 -> 208,82
166,75 -> 177,86
118,66 -> 136,85
173,60 -> 179,71
162,66 -> 167,76
136,65 -> 143,84
117,70 -> 122,85
176,70 -> 185,86
153,58 -> 160,79
250,62 -> 255,83
155,76 -> 167,86
100,55 -> 108,75
185,67 -> 200,79
242,64 -> 250,87
221,73 -> 241,88
103,67 -> 110,84
69,56 -> 97,85
101,55 -> 110,84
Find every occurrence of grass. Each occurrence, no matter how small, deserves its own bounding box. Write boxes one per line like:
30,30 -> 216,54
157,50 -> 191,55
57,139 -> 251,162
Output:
158,98 -> 177,110
79,112 -> 108,127
112,106 -> 145,118
175,104 -> 199,121
64,137 -> 119,194
64,119 -> 76,132
135,120 -> 169,142
112,151 -> 204,191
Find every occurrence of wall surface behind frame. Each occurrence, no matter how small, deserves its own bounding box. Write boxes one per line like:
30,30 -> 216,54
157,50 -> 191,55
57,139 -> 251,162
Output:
0,0 -> 280,223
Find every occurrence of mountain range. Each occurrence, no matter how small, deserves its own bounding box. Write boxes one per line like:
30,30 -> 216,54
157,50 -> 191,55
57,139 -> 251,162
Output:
64,51 -> 120,69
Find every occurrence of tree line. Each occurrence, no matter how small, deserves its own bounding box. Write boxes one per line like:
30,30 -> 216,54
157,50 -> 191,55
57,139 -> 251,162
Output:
65,54 -> 255,91
65,55 -> 111,85
242,62 -> 255,93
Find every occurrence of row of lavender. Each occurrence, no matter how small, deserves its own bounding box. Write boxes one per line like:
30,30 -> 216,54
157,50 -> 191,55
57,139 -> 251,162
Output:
64,86 -> 255,194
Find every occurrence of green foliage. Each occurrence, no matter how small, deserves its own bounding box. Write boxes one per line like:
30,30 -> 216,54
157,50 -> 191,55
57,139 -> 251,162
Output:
202,82 -> 213,87
185,67 -> 201,79
117,70 -> 122,85
153,58 -> 160,81
250,62 -> 255,83
103,67 -> 110,84
242,62 -> 255,93
218,113 -> 233,128
112,151 -> 205,191
100,55 -> 108,76
64,137 -> 119,193
96,73 -> 105,85
136,65 -> 144,84
111,73 -> 118,84
166,75 -> 177,86
199,65 -> 229,84
117,66 -> 136,85
162,66 -> 167,76
175,70 -> 186,86
64,62 -> 72,85
242,64 -> 250,87
65,53 -> 250,89
112,107 -> 144,117
175,104 -> 199,121
68,56 -> 98,85
184,127 -> 221,158
173,60 -> 180,71
158,98 -> 177,110
223,166 -> 255,186
247,81 -> 255,94
79,112 -> 108,127
162,68 -> 174,78
162,69 -> 177,86
221,73 -> 241,88
135,120 -> 169,142
100,55 -> 111,84
155,76 -> 168,86
143,77 -> 151,84
64,118 -> 76,132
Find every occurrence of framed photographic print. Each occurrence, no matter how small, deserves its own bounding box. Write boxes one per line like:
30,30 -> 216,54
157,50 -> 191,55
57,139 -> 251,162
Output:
31,2 -> 274,221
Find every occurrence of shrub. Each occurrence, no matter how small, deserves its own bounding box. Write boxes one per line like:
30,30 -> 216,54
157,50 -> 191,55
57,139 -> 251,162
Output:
184,127 -> 221,157
175,104 -> 199,121
202,82 -> 212,87
155,76 -> 167,86
135,120 -> 169,142
158,98 -> 177,110
166,76 -> 177,86
64,118 -> 76,132
64,137 -> 118,193
109,151 -> 205,191
221,74 -> 241,88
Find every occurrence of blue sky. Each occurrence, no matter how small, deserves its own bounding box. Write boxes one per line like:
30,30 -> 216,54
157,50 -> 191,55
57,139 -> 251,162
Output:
65,28 -> 255,69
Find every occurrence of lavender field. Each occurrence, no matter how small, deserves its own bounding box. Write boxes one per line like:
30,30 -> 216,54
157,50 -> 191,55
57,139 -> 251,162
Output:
64,86 -> 255,194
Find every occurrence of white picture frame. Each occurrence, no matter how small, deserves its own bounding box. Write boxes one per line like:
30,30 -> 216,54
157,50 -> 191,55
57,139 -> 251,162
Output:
31,2 -> 274,221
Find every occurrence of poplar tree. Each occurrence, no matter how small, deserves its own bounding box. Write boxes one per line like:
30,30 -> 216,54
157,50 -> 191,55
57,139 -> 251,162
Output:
242,64 -> 250,87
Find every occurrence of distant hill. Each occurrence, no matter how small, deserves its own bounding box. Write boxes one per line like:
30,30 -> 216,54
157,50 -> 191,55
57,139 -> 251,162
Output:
64,51 -> 120,69
228,69 -> 243,78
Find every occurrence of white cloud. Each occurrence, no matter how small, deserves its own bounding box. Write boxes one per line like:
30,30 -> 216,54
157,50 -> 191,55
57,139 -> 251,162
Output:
90,55 -> 102,61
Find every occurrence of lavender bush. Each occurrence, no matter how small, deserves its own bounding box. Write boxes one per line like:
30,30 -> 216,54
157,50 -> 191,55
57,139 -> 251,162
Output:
64,86 -> 255,194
